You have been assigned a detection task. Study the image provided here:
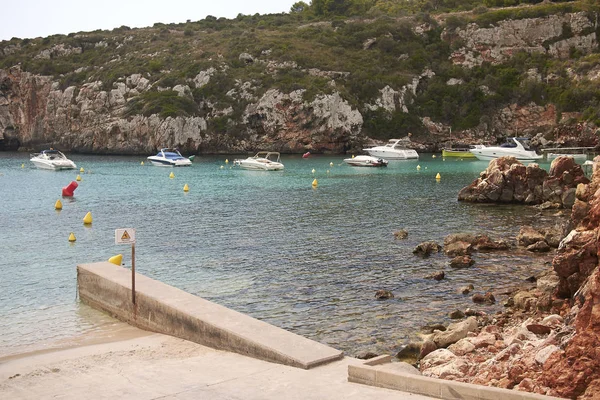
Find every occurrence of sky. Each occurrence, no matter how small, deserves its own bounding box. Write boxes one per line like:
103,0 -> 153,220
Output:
1,0 -> 301,41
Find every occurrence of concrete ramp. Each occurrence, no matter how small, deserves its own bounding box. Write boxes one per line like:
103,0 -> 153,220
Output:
77,262 -> 343,369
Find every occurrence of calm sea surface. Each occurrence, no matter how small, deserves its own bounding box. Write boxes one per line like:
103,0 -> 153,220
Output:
0,152 -> 559,358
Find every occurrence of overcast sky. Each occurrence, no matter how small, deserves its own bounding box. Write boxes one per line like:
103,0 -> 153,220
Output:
1,0 -> 300,41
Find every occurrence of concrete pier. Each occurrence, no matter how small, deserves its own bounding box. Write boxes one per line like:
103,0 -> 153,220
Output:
77,262 -> 343,369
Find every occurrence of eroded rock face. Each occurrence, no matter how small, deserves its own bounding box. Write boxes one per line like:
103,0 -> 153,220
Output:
458,156 -> 589,207
449,12 -> 597,68
0,66 -> 364,154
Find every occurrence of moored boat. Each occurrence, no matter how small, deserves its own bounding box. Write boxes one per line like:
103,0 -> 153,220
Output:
470,137 -> 542,162
147,148 -> 192,167
363,139 -> 419,160
343,155 -> 388,167
233,152 -> 284,171
30,149 -> 77,170
441,144 -> 483,158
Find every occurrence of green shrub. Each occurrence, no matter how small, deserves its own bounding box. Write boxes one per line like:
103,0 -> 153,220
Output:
125,90 -> 199,118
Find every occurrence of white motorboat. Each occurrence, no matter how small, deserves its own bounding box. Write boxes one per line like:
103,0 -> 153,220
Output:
147,148 -> 192,167
469,137 -> 542,162
363,139 -> 419,160
344,155 -> 388,167
233,152 -> 284,171
30,149 -> 77,170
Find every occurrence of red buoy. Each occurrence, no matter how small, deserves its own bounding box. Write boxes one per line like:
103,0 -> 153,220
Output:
302,152 -> 311,158
62,181 -> 78,197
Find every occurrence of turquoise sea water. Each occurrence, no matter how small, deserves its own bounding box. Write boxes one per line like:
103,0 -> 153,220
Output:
0,152 -> 557,358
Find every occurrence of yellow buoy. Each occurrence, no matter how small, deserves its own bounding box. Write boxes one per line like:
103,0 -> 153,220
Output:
220,165 -> 224,169
417,165 -> 421,170
108,254 -> 123,265
183,183 -> 189,192
141,161 -> 144,165
68,232 -> 76,242
225,159 -> 229,164
312,168 -> 316,174
329,162 -> 333,167
312,178 -> 318,187
327,170 -> 330,174
21,163 -> 24,168
76,174 -> 82,181
436,173 -> 441,180
352,155 -> 355,158
79,167 -> 84,173
432,154 -> 436,158
169,172 -> 175,179
83,211 -> 93,225
55,199 -> 63,210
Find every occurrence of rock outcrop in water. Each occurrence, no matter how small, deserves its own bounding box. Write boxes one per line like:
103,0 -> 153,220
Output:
458,156 -> 589,208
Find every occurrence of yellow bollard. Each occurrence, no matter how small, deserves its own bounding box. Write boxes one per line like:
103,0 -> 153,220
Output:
55,199 -> 63,210
108,254 -> 123,265
83,211 -> 93,225
68,232 -> 76,242
183,183 -> 189,192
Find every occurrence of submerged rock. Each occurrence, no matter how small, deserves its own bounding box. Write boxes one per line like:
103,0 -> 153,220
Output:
413,241 -> 442,257
375,289 -> 394,300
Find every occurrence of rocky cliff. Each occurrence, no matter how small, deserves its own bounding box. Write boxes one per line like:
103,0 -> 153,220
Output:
0,6 -> 599,154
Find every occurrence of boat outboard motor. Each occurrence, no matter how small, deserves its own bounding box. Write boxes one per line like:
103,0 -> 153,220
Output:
62,181 -> 78,197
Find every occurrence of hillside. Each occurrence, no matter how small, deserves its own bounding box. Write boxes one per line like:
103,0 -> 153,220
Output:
0,0 -> 599,154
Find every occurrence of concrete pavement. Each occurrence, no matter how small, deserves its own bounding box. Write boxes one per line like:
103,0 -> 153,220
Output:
0,330 -> 434,400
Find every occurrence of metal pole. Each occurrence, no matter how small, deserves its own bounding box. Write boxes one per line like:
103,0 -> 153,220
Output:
132,243 -> 136,304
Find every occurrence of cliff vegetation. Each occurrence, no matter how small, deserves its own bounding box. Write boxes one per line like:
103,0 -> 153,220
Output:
0,0 -> 599,153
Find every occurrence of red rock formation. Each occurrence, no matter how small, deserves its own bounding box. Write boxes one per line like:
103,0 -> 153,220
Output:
458,156 -> 589,208
538,156 -> 600,399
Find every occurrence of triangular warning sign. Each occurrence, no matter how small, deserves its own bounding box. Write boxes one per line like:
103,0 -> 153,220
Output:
121,231 -> 131,240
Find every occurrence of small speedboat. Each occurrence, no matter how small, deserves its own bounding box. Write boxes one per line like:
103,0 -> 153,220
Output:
343,155 -> 388,167
147,148 -> 192,167
233,152 -> 284,171
363,139 -> 419,160
30,149 -> 77,170
469,137 -> 542,162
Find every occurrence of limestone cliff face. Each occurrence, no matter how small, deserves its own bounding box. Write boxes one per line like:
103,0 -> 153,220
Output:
0,66 -> 363,154
1,11 -> 598,154
448,12 -> 597,67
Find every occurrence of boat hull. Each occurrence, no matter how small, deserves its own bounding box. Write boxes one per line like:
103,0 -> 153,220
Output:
442,149 -> 476,158
30,159 -> 76,170
147,157 -> 192,167
236,161 -> 284,171
343,156 -> 388,167
363,149 -> 418,160
470,150 -> 542,162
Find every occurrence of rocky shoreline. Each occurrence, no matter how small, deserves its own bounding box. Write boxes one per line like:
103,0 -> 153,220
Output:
378,156 -> 600,399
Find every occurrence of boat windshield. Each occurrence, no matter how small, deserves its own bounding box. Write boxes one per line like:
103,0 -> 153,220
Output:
163,151 -> 183,159
515,138 -> 534,150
